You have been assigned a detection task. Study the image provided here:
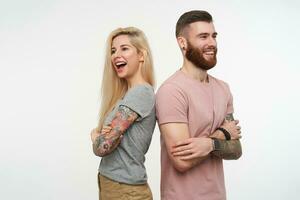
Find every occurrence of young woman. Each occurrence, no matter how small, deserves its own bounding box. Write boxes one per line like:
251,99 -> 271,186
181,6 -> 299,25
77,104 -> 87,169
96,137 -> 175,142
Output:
90,27 -> 155,200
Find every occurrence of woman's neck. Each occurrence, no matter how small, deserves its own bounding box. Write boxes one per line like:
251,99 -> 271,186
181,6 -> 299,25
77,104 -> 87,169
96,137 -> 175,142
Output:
127,76 -> 147,88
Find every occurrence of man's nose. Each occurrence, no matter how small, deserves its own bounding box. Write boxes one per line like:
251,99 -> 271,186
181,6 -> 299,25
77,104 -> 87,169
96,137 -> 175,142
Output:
208,36 -> 217,47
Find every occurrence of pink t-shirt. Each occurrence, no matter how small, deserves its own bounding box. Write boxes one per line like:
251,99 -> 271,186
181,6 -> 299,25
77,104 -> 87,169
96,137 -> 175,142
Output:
156,70 -> 233,200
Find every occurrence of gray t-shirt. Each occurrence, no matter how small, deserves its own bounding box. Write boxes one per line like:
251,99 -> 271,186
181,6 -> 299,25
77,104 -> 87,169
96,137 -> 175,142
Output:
99,84 -> 156,184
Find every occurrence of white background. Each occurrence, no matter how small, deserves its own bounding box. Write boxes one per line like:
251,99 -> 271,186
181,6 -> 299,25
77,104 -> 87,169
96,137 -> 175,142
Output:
1,0 -> 299,199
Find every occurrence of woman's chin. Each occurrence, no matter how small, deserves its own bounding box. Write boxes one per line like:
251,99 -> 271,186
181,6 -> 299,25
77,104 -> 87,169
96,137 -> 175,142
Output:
116,73 -> 127,79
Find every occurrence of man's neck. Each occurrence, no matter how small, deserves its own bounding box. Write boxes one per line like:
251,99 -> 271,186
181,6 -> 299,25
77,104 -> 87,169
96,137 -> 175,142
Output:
181,59 -> 209,83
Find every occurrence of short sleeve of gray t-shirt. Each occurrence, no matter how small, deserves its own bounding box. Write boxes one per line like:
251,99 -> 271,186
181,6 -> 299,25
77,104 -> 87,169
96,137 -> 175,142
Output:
120,84 -> 155,121
99,84 -> 156,185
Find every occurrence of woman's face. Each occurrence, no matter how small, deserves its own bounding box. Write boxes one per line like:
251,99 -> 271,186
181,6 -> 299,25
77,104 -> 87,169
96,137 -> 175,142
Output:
111,35 -> 143,80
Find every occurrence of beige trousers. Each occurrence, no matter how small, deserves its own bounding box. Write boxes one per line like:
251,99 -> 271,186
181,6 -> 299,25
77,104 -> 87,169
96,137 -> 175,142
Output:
98,173 -> 153,200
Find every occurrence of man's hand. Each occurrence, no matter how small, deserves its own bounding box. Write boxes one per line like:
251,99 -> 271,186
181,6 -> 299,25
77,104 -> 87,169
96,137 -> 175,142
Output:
221,120 -> 241,140
171,137 -> 213,160
210,113 -> 243,160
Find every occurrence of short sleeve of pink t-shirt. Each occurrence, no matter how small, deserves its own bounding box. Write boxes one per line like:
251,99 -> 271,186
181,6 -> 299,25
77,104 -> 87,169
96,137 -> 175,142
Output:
155,83 -> 188,125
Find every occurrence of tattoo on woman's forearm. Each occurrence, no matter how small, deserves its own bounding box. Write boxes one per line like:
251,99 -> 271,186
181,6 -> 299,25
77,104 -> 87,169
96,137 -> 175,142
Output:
93,105 -> 138,156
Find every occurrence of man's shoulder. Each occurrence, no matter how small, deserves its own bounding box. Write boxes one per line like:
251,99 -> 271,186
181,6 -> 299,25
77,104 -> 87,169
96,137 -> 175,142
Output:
157,71 -> 186,92
209,74 -> 231,90
156,81 -> 183,101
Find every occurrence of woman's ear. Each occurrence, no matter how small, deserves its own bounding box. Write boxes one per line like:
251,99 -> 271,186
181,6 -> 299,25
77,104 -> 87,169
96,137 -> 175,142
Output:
139,50 -> 146,62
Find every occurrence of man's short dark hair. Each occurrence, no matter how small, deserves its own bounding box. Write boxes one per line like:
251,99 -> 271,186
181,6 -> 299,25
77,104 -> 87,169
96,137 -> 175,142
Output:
176,10 -> 213,37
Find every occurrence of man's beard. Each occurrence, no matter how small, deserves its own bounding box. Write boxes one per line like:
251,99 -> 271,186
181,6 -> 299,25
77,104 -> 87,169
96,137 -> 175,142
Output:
185,40 -> 217,71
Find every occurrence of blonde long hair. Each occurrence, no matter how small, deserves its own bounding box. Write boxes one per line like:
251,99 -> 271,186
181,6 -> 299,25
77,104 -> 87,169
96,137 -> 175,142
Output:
98,27 -> 155,128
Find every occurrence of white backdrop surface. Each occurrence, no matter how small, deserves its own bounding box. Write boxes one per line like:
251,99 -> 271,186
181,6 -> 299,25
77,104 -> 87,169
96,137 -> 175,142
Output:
1,0 -> 299,199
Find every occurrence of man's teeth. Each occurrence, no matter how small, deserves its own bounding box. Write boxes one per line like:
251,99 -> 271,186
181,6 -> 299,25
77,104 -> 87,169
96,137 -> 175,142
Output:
204,51 -> 215,55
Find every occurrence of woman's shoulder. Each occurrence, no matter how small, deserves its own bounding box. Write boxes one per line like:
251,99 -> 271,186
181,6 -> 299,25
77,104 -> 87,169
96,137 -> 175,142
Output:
125,83 -> 154,97
121,83 -> 155,119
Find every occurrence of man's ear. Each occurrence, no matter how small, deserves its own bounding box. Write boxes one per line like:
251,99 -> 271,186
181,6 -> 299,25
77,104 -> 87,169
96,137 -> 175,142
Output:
177,36 -> 187,50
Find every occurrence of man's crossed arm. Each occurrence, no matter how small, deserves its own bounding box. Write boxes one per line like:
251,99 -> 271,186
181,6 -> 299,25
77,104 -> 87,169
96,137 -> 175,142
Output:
159,114 -> 242,172
210,114 -> 242,160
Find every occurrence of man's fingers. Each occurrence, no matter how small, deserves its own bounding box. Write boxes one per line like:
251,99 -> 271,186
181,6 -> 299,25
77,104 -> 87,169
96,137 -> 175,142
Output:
174,140 -> 190,147
234,120 -> 239,125
173,149 -> 192,156
174,138 -> 194,147
171,145 -> 190,153
234,133 -> 242,139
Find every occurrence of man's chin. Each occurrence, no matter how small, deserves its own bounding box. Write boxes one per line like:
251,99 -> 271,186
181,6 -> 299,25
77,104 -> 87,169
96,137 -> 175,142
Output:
204,57 -> 216,64
201,62 -> 216,70
198,65 -> 215,71
202,60 -> 217,70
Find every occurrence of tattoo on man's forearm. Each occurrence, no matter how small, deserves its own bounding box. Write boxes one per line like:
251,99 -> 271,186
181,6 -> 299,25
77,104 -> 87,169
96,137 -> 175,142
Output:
94,105 -> 138,156
212,139 -> 242,160
225,113 -> 234,121
212,113 -> 242,159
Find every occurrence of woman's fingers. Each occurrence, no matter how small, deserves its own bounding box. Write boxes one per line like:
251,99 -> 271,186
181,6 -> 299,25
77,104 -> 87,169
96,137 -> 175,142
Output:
101,126 -> 112,134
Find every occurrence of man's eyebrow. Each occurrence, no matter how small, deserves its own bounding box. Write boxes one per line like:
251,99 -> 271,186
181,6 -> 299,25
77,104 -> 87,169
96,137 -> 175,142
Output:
197,32 -> 209,37
197,32 -> 218,37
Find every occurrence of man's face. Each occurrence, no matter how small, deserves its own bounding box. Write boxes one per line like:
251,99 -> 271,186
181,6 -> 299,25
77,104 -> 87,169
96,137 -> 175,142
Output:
184,21 -> 218,71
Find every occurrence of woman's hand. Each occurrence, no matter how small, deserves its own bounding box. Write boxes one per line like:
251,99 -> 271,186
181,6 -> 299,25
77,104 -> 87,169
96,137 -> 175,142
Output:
91,126 -> 112,143
90,128 -> 100,143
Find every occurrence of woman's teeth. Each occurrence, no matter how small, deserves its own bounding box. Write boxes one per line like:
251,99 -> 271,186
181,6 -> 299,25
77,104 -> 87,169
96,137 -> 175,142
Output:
115,62 -> 127,69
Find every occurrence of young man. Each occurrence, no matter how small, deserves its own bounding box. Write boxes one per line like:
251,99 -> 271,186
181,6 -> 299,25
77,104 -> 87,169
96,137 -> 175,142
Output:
156,10 -> 242,200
